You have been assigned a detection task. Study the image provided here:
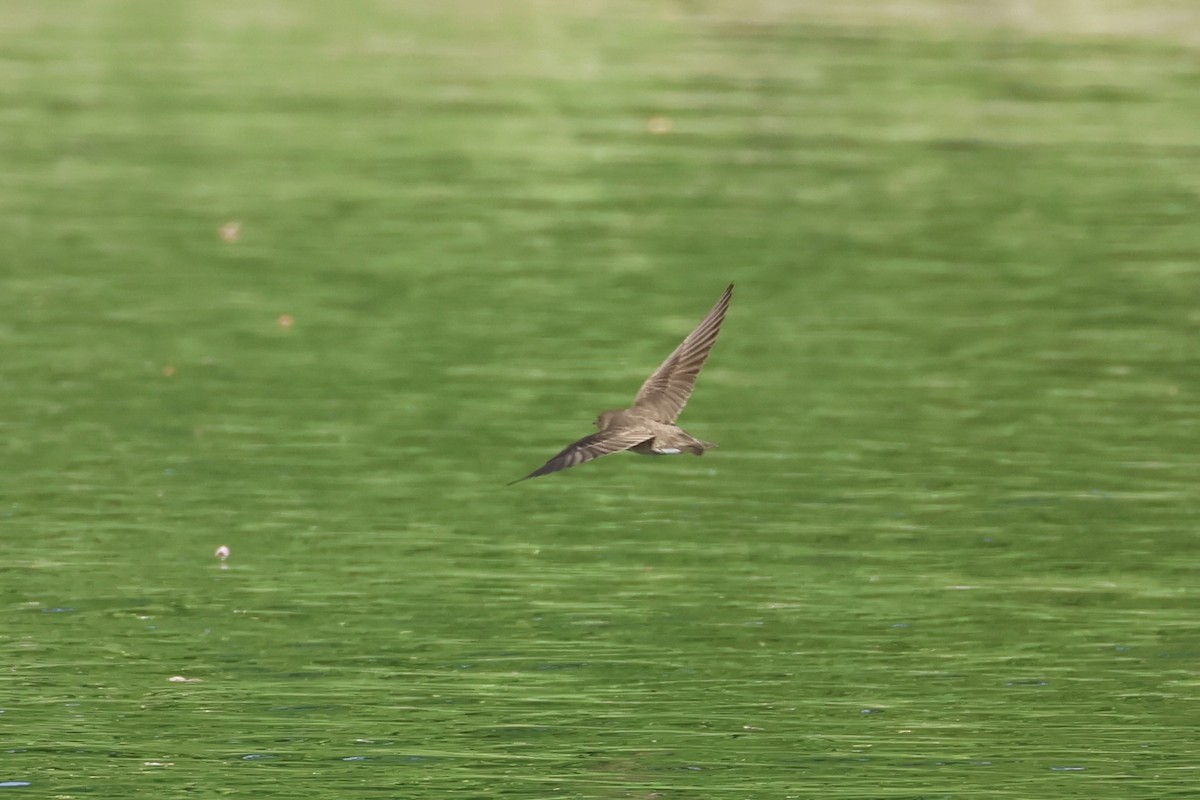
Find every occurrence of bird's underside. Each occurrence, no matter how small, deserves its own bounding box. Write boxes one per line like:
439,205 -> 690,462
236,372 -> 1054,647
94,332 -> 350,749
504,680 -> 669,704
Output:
512,283 -> 732,483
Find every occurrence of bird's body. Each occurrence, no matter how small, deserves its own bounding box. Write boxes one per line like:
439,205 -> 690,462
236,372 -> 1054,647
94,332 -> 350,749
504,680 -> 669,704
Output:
599,409 -> 713,456
512,283 -> 733,483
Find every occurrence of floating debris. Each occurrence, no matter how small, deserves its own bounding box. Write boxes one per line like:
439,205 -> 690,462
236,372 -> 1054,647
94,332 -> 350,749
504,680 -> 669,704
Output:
647,115 -> 673,134
218,221 -> 242,243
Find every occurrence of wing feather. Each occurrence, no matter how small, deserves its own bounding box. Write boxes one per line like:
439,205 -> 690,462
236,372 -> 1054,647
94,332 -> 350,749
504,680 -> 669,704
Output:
512,427 -> 654,483
632,283 -> 733,423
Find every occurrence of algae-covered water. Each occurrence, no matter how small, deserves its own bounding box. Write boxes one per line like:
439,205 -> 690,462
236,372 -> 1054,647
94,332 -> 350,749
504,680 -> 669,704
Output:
3,2 -> 1200,797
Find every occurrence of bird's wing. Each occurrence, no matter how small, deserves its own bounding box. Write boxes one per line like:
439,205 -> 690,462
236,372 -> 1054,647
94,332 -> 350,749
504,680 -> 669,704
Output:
511,427 -> 654,483
632,283 -> 733,423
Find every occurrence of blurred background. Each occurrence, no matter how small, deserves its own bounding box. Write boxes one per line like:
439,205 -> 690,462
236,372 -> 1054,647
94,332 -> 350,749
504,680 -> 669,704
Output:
3,1 -> 1199,797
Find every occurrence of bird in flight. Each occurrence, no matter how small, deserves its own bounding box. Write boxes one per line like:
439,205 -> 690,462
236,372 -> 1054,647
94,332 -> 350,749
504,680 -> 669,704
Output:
512,283 -> 734,483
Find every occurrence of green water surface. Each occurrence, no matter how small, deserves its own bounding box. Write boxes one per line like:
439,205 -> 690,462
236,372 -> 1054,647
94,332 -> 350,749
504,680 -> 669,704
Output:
3,2 -> 1200,797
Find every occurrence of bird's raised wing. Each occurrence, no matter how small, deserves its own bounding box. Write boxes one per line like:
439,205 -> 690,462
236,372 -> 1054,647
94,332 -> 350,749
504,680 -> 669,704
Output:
632,283 -> 733,423
511,427 -> 654,483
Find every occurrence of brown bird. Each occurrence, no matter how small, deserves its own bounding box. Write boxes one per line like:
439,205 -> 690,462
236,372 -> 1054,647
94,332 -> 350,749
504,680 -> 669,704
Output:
512,283 -> 733,483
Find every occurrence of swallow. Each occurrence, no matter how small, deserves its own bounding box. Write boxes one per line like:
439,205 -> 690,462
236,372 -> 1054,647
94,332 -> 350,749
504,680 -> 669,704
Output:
512,283 -> 733,483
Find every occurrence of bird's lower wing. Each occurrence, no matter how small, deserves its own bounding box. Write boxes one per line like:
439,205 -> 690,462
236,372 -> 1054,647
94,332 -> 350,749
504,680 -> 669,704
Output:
512,427 -> 654,483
